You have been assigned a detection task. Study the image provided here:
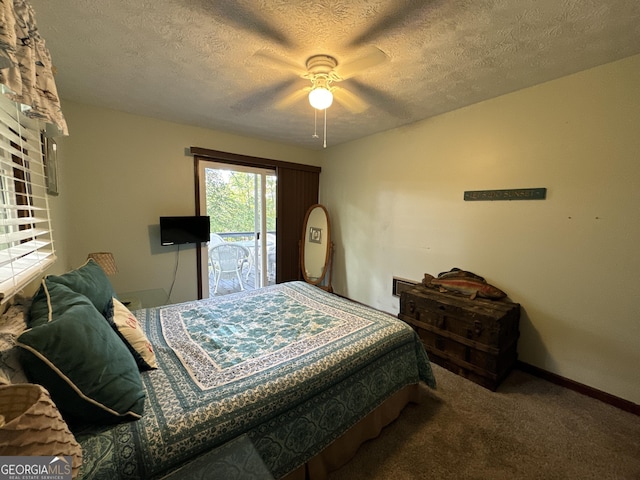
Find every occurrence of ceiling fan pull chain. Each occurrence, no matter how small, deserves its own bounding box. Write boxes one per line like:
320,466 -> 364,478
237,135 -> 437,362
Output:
323,108 -> 327,149
312,109 -> 319,138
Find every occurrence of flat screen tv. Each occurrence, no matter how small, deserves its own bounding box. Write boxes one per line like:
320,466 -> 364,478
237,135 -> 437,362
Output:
160,216 -> 210,246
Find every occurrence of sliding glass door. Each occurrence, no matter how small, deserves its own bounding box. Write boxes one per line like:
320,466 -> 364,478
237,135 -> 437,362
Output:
198,161 -> 276,297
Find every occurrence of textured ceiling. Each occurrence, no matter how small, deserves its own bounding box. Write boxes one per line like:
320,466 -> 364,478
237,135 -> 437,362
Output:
29,0 -> 640,150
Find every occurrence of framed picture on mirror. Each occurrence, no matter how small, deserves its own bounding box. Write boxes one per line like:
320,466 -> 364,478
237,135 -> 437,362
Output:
309,227 -> 322,244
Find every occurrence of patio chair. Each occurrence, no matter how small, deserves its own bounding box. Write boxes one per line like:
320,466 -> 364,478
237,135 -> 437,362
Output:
209,243 -> 251,294
208,234 -> 226,277
210,233 -> 226,246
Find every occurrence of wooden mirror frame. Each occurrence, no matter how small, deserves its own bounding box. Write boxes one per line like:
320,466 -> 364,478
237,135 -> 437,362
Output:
300,204 -> 333,292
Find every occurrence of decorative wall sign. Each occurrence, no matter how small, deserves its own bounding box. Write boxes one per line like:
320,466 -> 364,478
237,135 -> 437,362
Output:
464,188 -> 546,201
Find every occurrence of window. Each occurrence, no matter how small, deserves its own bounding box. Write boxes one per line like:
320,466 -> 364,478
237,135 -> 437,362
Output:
0,93 -> 55,303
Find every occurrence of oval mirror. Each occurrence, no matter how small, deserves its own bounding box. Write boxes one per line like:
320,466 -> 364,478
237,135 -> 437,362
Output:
300,204 -> 333,291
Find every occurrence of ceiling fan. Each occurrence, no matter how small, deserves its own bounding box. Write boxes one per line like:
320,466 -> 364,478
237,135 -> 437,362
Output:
204,0 -> 433,120
250,46 -> 390,114
203,0 -> 433,144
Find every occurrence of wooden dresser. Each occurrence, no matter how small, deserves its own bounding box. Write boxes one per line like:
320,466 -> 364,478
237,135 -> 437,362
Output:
399,285 -> 520,391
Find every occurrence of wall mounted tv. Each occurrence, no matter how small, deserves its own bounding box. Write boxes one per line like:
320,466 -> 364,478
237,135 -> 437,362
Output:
160,216 -> 210,246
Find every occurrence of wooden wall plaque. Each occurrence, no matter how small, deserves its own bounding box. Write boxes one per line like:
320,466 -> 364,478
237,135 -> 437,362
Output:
464,188 -> 546,201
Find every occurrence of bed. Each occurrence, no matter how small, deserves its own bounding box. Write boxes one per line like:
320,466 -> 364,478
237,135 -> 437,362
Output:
7,272 -> 436,479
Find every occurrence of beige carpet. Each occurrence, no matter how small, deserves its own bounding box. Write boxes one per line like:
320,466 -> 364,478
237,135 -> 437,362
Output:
328,364 -> 640,480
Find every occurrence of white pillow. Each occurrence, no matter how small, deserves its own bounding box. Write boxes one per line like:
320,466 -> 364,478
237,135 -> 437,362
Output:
105,297 -> 158,370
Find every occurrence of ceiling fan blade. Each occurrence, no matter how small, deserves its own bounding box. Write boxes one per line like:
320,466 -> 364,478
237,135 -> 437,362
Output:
198,1 -> 293,48
275,85 -> 310,110
231,78 -> 299,113
335,46 -> 389,80
347,79 -> 412,119
347,0 -> 441,48
332,87 -> 369,114
251,50 -> 306,76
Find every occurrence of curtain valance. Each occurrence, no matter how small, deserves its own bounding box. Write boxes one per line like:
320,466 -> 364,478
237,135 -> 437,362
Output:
0,0 -> 67,135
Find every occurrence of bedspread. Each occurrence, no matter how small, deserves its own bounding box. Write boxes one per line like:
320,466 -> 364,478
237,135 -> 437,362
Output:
76,281 -> 435,479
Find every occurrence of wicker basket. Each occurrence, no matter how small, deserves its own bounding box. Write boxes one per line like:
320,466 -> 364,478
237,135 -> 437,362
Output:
0,383 -> 82,478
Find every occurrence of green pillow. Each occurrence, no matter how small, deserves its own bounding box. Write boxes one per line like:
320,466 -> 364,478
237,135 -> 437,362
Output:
44,259 -> 116,315
29,279 -> 97,328
28,281 -> 50,327
17,285 -> 145,424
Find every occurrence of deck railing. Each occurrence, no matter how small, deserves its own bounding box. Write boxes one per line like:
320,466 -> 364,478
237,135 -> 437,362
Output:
214,231 -> 275,242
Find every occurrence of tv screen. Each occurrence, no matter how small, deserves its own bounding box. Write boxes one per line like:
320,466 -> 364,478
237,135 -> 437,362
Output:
160,216 -> 210,246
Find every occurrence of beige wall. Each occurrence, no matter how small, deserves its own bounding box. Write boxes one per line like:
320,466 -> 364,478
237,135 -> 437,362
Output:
320,54 -> 640,405
44,102 -> 320,303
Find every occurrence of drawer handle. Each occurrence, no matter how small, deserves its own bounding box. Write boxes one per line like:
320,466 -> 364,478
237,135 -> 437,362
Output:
436,316 -> 446,329
474,321 -> 483,337
408,300 -> 415,314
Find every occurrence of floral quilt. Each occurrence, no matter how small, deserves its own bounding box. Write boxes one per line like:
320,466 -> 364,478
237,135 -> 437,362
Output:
76,282 -> 435,479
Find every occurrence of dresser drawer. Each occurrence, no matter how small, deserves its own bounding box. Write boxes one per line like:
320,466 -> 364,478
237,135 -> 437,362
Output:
413,326 -> 518,376
427,352 -> 513,391
399,286 -> 520,350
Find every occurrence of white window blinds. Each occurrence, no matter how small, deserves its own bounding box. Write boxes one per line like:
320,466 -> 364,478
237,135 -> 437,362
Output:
0,93 -> 55,303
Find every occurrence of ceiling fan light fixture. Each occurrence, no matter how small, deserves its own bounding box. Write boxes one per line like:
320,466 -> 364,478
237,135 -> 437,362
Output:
308,87 -> 333,110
